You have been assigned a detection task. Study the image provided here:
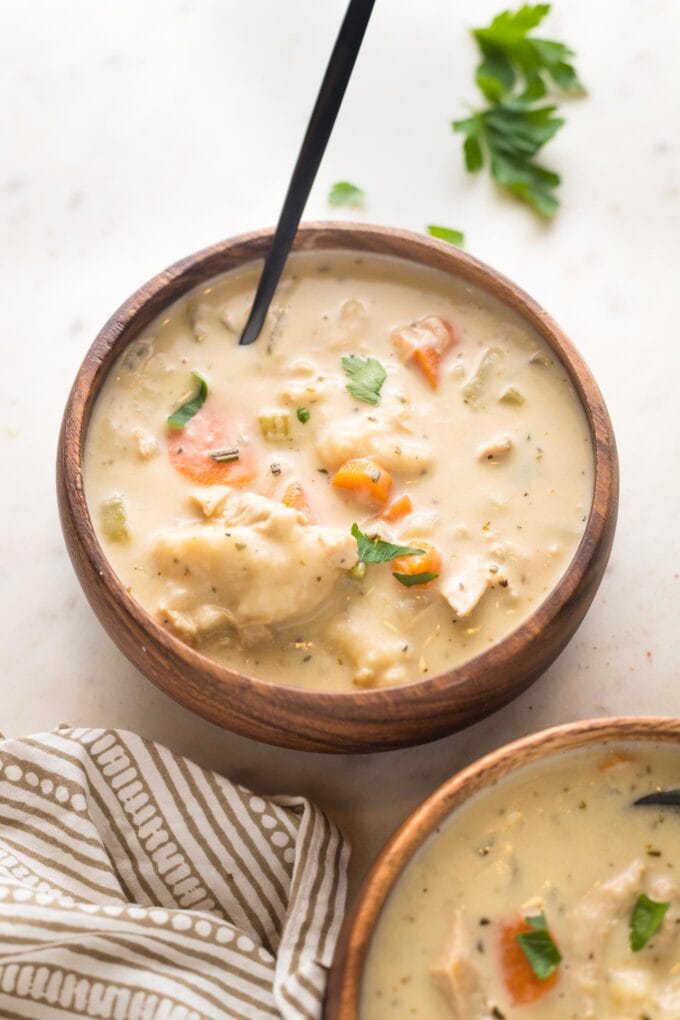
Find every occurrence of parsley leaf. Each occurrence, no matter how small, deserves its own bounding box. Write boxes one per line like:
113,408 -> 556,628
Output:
351,523 -> 423,565
516,912 -> 562,980
453,101 -> 564,218
426,225 -> 465,247
167,372 -> 208,428
472,4 -> 583,103
296,407 -> 310,424
453,4 -> 583,218
629,894 -> 670,952
393,571 -> 439,587
342,355 -> 387,405
328,181 -> 365,208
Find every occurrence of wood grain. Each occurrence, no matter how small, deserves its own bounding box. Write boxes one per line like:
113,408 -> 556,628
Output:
57,223 -> 619,753
324,716 -> 680,1018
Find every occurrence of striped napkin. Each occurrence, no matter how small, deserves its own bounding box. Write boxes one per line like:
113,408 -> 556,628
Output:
0,726 -> 349,1020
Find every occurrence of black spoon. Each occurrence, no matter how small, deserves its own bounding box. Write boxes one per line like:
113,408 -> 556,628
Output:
239,0 -> 376,347
633,789 -> 680,807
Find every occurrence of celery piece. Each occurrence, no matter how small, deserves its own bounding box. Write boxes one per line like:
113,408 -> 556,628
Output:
258,412 -> 291,441
499,385 -> 525,406
100,495 -> 129,543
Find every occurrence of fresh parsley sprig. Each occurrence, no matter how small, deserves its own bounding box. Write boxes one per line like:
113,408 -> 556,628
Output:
426,224 -> 465,248
515,912 -> 562,980
351,523 -> 423,565
393,570 -> 439,587
473,3 -> 583,103
328,181 -> 365,208
629,894 -> 670,952
453,4 -> 583,218
454,101 -> 564,218
342,355 -> 387,406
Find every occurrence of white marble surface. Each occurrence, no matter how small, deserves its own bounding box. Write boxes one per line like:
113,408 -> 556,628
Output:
2,0 -> 679,890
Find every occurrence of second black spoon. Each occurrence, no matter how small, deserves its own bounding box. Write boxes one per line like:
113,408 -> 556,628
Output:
633,789 -> 680,807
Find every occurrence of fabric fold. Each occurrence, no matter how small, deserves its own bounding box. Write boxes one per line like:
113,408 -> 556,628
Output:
0,726 -> 349,1019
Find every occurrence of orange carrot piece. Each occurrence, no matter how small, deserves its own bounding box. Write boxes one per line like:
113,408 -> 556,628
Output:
413,345 -> 441,388
283,481 -> 312,521
381,494 -> 413,523
499,919 -> 559,1006
391,541 -> 441,582
391,315 -> 458,389
167,409 -> 256,486
332,458 -> 392,506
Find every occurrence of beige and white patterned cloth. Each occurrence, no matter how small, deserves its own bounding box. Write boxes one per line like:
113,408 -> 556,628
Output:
0,727 -> 349,1020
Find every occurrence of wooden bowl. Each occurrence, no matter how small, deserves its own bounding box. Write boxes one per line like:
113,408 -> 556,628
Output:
57,222 -> 618,753
325,715 -> 680,1017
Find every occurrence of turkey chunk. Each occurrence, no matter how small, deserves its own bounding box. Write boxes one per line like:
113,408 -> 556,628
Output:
430,910 -> 492,1020
477,432 -> 514,461
565,859 -> 645,1016
154,487 -> 356,641
441,558 -> 501,617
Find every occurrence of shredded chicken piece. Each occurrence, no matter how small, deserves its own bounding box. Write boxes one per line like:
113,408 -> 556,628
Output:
441,558 -> 500,617
133,429 -> 160,460
566,859 -> 645,1017
477,432 -> 514,461
430,910 -> 492,1019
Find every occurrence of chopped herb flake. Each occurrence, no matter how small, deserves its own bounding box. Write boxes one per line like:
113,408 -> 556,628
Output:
209,448 -> 240,463
393,571 -> 439,587
516,912 -> 561,980
351,523 -> 423,565
342,355 -> 387,405
426,224 -> 465,247
167,372 -> 208,428
296,407 -> 311,424
328,180 -> 365,207
630,894 -> 670,952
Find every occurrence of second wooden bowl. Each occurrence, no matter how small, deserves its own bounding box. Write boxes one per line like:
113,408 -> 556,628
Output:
57,223 -> 618,753
325,715 -> 680,1017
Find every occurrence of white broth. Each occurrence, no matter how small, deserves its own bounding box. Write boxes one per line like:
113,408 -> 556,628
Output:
361,743 -> 680,1020
84,252 -> 593,692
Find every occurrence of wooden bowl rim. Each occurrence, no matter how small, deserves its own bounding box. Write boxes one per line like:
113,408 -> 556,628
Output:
325,715 -> 680,1018
58,221 -> 618,749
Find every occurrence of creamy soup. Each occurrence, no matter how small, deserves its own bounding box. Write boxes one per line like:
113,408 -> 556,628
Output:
361,743 -> 680,1019
84,252 -> 593,691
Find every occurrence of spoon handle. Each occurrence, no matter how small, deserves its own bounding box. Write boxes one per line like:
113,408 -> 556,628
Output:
633,789 -> 680,807
239,0 -> 376,346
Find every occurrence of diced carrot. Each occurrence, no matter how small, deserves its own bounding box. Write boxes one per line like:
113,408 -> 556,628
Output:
499,919 -> 559,1006
391,315 -> 458,389
381,494 -> 413,523
283,481 -> 312,521
413,345 -> 441,388
391,541 -> 441,582
332,458 -> 392,505
167,409 -> 256,486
